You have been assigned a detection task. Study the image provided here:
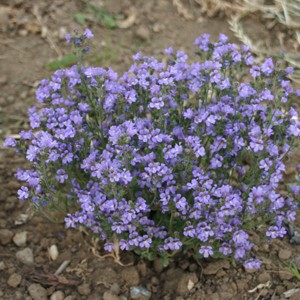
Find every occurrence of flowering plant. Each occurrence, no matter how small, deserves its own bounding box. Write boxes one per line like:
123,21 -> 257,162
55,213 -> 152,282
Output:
5,29 -> 300,268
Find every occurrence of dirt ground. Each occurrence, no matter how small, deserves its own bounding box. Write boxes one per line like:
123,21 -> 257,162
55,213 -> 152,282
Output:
1,0 -> 300,299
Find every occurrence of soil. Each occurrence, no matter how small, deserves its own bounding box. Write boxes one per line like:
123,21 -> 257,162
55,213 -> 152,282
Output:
1,0 -> 300,299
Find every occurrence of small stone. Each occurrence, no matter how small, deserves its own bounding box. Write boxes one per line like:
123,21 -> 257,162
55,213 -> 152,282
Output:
290,290 -> 300,300
64,296 -> 77,300
151,276 -> 159,285
278,267 -> 294,280
216,269 -> 226,277
153,259 -> 164,273
77,283 -> 91,296
0,229 -> 13,245
18,29 -> 28,36
257,272 -> 272,283
50,290 -> 65,300
0,261 -> 6,270
259,243 -> 270,253
236,279 -> 249,291
203,260 -> 230,275
7,273 -> 22,288
103,291 -> 119,300
121,266 -> 140,285
177,273 -> 198,295
276,285 -> 286,295
15,291 -> 23,299
130,286 -> 151,300
188,263 -> 198,272
28,283 -> 47,300
48,244 -> 59,261
110,283 -> 121,295
207,292 -> 220,300
152,23 -> 165,33
221,292 -> 234,300
137,261 -> 148,277
278,249 -> 292,260
13,231 -> 27,247
16,248 -> 34,266
135,26 -> 151,41
0,75 -> 8,85
58,27 -> 67,41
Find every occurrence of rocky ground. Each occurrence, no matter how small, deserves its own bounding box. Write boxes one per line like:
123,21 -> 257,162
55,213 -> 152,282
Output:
1,0 -> 300,299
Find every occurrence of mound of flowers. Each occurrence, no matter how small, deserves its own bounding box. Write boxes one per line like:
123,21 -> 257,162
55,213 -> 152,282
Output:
5,29 -> 300,268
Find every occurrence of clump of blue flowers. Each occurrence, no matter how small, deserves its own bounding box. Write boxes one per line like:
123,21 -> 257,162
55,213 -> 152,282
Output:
5,29 -> 300,269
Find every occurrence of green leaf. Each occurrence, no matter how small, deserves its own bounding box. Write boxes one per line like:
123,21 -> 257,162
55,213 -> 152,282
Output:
74,12 -> 86,25
47,54 -> 77,70
100,14 -> 117,29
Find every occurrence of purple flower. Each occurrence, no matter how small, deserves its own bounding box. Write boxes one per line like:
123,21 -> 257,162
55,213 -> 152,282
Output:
139,235 -> 152,248
17,186 -> 29,200
163,237 -> 182,251
232,230 -> 249,246
199,246 -> 213,258
194,34 -> 211,51
244,258 -> 262,269
65,33 -> 72,43
56,169 -> 68,183
238,83 -> 256,98
104,242 -> 114,252
219,243 -> 232,256
3,137 -> 17,147
83,29 -> 94,39
261,58 -> 274,76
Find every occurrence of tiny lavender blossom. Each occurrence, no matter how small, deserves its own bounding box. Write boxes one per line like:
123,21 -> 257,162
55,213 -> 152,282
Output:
4,30 -> 300,269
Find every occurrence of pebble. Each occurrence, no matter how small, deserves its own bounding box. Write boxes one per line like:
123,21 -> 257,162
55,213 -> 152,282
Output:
121,266 -> 140,285
0,75 -> 8,85
7,273 -> 22,288
64,296 -> 77,300
135,26 -> 151,41
0,261 -> 6,270
16,248 -> 34,266
48,244 -> 59,261
221,292 -> 234,300
290,290 -> 300,300
188,263 -> 198,272
110,283 -> 121,295
153,259 -> 164,273
28,283 -> 47,300
50,290 -> 65,300
137,261 -> 148,277
152,23 -> 165,33
177,273 -> 198,295
257,272 -> 272,283
0,229 -> 14,245
15,291 -> 23,299
278,267 -> 294,280
18,29 -> 28,36
13,231 -> 27,247
278,249 -> 292,260
103,291 -> 119,300
203,260 -> 230,275
77,283 -> 91,296
130,286 -> 152,300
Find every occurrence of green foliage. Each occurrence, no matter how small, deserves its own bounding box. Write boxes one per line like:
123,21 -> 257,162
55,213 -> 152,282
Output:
47,54 -> 77,70
74,0 -> 117,29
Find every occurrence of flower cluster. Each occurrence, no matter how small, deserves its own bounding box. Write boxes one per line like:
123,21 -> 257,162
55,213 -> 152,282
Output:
5,30 -> 300,268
